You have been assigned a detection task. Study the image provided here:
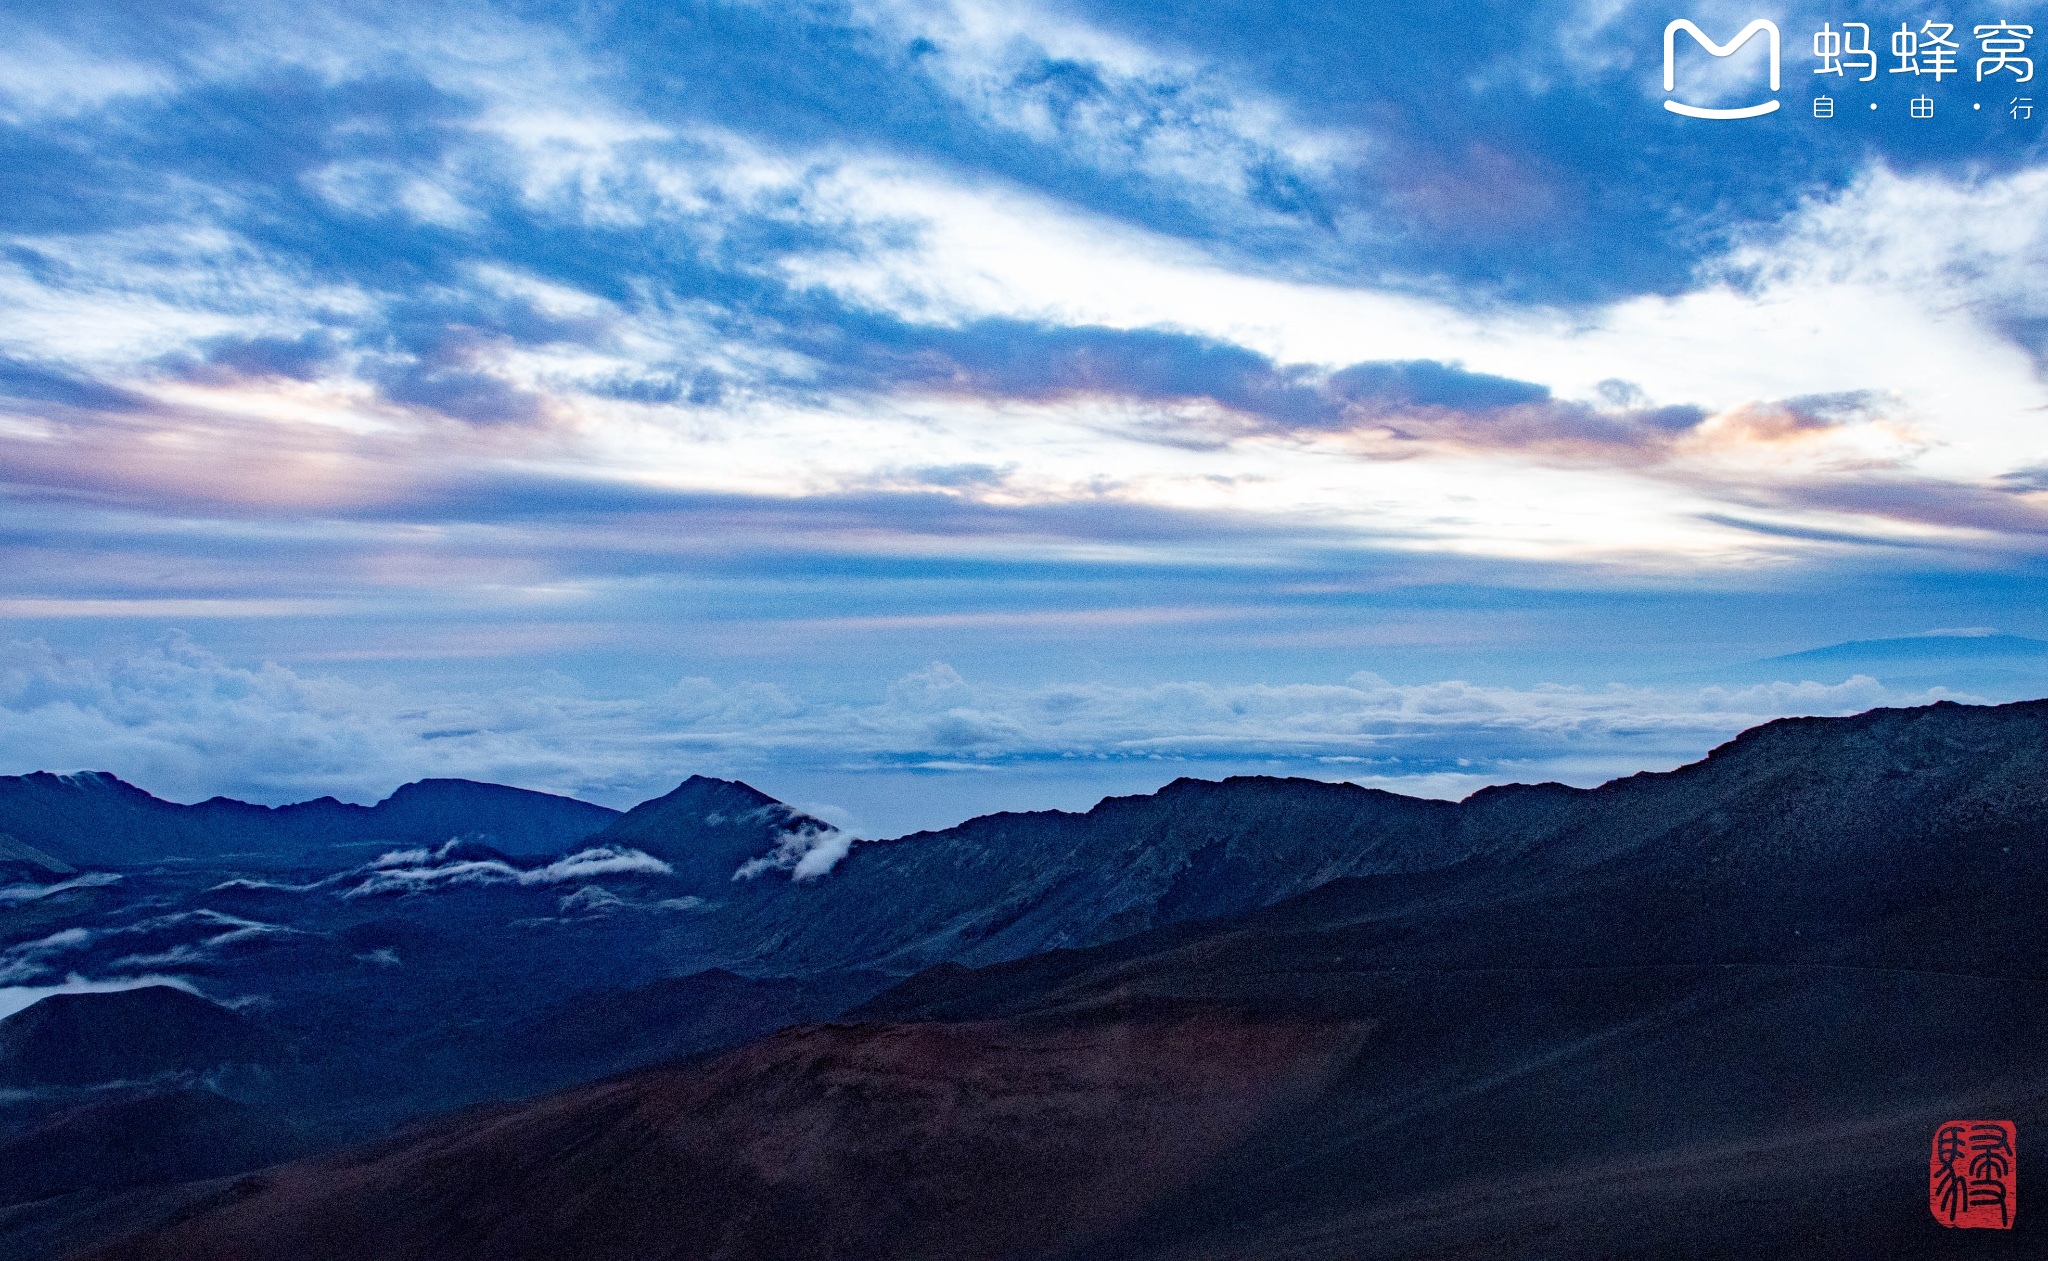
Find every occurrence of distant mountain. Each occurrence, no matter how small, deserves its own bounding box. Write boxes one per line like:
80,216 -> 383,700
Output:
587,776 -> 836,895
0,987 -> 284,1088
1666,630 -> 2048,696
0,766 -> 1507,970
0,772 -> 621,867
102,698 -> 2048,1260
708,774 -> 1469,974
1761,630 -> 2048,666
270,779 -> 622,859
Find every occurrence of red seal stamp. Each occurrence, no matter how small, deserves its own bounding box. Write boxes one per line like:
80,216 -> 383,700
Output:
1931,1120 -> 2015,1229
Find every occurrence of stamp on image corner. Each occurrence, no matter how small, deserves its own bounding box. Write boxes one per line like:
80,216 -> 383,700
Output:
1931,1120 -> 2016,1229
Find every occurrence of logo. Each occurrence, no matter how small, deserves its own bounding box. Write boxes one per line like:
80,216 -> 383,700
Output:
1931,1120 -> 2015,1229
1664,19 -> 1782,118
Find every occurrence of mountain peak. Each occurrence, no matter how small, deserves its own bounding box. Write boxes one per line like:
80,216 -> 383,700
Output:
0,986 -> 283,1088
590,777 -> 835,894
49,771 -> 145,796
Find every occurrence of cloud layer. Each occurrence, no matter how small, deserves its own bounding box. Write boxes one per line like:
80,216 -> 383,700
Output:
0,636 -> 2008,834
3,0 -> 2047,828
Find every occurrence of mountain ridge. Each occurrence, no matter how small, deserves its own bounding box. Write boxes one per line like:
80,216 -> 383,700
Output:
0,772 -> 622,867
83,696 -> 2048,1260
0,987 -> 285,1089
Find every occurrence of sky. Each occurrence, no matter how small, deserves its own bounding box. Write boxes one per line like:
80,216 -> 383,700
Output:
4,0 -> 2048,835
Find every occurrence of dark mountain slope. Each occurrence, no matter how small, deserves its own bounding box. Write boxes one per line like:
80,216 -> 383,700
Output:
93,698 -> 2048,1260
863,699 -> 2048,1023
712,775 -> 1463,973
0,773 -> 620,866
0,1087 -> 302,1207
84,1006 -> 1365,1261
270,779 -> 621,858
587,776 -> 835,894
0,832 -> 75,882
0,775 -> 1488,1261
0,987 -> 284,1088
512,968 -> 892,1086
0,773 -> 278,867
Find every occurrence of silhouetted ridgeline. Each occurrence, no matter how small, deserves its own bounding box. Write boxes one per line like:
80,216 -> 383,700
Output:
58,698 -> 2048,1260
0,773 -> 621,866
0,986 -> 282,1089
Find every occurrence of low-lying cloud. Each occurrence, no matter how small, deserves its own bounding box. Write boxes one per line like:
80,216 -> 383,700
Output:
0,910 -> 296,984
0,636 -> 2012,835
0,871 -> 122,904
733,824 -> 855,882
343,840 -> 673,898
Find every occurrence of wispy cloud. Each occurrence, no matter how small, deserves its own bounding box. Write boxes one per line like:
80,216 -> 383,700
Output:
342,841 -> 672,897
0,909 -> 296,982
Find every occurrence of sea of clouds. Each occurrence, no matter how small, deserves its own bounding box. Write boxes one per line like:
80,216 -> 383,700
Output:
0,634 -> 1980,822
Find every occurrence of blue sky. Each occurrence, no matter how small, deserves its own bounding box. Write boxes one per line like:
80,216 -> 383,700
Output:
4,0 -> 2048,833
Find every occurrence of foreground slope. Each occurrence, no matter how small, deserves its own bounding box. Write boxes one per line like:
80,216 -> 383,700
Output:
0,772 -> 1487,1261
86,699 -> 2048,1259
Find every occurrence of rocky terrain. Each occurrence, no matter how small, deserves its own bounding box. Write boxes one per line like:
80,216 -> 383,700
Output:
7,699 -> 2048,1257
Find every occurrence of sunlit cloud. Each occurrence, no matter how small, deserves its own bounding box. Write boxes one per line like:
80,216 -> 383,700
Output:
3,0 -> 2047,824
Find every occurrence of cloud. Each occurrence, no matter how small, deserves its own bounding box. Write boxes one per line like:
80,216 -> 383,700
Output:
732,823 -> 855,882
555,885 -> 624,916
3,0 -> 2048,849
1329,359 -> 1552,413
0,20 -> 2041,585
524,847 -> 674,882
0,637 -> 2007,838
106,910 -> 302,970
0,357 -> 152,412
341,839 -> 672,898
0,928 -> 95,985
786,313 -> 1742,460
0,871 -> 122,904
161,330 -> 344,385
0,909 -> 297,982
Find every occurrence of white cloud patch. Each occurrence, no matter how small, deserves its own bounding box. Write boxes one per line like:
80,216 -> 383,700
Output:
209,875 -> 345,895
732,824 -> 856,882
106,911 -> 302,970
1710,163 -> 2048,484
341,840 -> 672,898
556,885 -> 625,916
